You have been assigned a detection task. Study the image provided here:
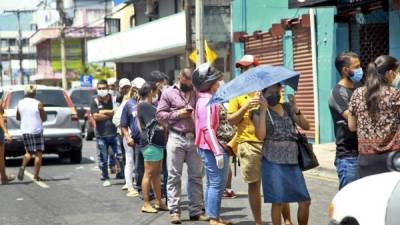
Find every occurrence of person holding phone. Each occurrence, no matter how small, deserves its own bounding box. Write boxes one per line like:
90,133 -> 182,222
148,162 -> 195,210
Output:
156,68 -> 207,224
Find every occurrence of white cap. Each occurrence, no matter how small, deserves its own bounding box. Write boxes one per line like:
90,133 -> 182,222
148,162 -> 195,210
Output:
119,78 -> 131,89
107,77 -> 117,85
131,77 -> 146,89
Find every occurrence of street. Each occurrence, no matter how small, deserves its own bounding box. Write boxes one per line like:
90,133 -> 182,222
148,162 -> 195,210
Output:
0,139 -> 338,225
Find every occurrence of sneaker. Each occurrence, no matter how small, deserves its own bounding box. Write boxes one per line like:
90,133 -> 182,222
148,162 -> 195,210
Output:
190,213 -> 209,221
102,180 -> 111,187
170,213 -> 181,224
141,205 -> 158,213
223,189 -> 237,199
121,184 -> 128,191
17,167 -> 25,181
126,189 -> 139,197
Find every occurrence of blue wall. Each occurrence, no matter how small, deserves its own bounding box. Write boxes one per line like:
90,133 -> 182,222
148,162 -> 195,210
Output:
232,0 -> 337,143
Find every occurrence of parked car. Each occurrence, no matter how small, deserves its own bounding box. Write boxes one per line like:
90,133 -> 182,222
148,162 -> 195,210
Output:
68,87 -> 97,140
2,85 -> 83,163
328,152 -> 400,225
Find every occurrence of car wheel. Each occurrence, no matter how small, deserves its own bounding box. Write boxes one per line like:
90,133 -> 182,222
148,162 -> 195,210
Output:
85,121 -> 94,141
70,147 -> 82,164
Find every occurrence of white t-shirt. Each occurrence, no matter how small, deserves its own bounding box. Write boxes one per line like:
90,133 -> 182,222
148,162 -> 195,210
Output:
18,97 -> 43,134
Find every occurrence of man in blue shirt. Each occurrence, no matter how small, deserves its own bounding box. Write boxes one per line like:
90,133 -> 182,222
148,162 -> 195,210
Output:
120,79 -> 144,196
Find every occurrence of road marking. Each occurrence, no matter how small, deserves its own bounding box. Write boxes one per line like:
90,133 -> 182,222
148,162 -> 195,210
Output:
16,198 -> 24,201
24,171 -> 49,189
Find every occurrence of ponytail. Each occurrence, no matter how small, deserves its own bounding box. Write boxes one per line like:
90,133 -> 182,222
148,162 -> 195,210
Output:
365,55 -> 399,119
365,62 -> 383,119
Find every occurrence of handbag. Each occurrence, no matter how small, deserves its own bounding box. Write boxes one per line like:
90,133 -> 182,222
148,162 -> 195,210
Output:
283,104 -> 319,171
296,131 -> 319,171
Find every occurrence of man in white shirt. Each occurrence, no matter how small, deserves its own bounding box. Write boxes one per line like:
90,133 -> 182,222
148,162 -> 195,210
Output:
16,85 -> 47,181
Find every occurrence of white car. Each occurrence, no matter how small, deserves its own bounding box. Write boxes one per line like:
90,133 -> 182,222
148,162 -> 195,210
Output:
328,152 -> 400,225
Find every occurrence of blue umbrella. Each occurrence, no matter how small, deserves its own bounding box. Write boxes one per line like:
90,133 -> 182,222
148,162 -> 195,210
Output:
209,65 -> 300,105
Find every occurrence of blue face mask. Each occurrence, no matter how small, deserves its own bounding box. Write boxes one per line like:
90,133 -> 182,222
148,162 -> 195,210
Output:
349,68 -> 364,83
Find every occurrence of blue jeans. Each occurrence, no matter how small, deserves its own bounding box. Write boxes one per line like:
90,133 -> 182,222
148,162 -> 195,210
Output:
335,156 -> 359,190
96,136 -> 122,180
197,148 -> 228,219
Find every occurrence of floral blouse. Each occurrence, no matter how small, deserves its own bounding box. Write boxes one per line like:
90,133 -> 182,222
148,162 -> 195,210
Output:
348,86 -> 400,155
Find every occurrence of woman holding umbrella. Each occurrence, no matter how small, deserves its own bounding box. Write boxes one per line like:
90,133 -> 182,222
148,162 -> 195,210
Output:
192,63 -> 232,225
253,83 -> 311,225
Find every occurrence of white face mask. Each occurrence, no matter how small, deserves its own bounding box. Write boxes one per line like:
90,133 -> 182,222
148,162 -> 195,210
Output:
392,72 -> 400,88
98,90 -> 108,98
218,80 -> 225,86
109,90 -> 116,96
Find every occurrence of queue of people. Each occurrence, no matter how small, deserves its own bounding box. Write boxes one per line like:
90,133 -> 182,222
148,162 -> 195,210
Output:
329,52 -> 400,192
1,52 -> 398,225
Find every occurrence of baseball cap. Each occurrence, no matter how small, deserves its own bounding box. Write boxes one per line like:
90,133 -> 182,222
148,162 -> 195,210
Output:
235,55 -> 260,68
119,78 -> 131,89
131,77 -> 146,89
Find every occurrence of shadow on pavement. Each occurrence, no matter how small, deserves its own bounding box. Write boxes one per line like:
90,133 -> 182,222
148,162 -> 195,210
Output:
5,155 -> 95,167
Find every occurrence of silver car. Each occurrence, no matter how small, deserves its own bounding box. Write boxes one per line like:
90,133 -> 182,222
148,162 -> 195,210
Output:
2,85 -> 83,163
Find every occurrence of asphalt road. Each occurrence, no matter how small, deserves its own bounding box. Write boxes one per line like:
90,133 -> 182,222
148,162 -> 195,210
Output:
0,140 -> 338,225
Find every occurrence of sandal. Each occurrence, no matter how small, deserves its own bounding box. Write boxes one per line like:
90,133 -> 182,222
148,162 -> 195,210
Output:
209,220 -> 225,225
219,218 -> 234,225
141,205 -> 158,213
33,177 -> 45,182
154,203 -> 169,211
1,175 -> 15,185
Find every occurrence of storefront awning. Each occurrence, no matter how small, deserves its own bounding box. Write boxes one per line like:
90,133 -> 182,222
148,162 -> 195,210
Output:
87,12 -> 186,63
30,72 -> 77,81
288,0 -> 383,9
29,27 -> 104,46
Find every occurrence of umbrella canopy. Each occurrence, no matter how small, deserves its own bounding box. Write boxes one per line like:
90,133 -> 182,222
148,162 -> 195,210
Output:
209,65 -> 300,105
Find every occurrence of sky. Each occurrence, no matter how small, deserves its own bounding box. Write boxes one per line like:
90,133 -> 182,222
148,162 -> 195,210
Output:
0,0 -> 40,11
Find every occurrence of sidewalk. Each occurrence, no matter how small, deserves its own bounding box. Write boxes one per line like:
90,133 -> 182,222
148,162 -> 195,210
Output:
305,143 -> 338,180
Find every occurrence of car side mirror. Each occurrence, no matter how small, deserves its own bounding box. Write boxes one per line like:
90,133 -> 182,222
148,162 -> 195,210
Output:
387,151 -> 400,172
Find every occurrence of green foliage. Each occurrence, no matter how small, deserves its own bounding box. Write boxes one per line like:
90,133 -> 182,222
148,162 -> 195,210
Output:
85,64 -> 116,80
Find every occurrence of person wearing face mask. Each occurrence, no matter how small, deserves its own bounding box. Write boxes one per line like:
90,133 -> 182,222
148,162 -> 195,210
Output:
148,70 -> 170,103
228,55 -> 292,225
328,51 -> 361,190
252,84 -> 311,225
91,80 -> 122,187
157,68 -> 207,224
193,63 -> 232,225
348,55 -> 400,178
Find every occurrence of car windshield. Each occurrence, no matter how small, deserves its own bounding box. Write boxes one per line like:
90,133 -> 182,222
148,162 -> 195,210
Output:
70,89 -> 97,106
9,90 -> 68,109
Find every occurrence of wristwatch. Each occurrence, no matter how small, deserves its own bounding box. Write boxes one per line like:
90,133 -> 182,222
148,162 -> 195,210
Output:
295,110 -> 302,115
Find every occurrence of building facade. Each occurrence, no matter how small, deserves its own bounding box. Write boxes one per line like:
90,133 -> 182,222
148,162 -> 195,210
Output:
29,0 -> 112,86
88,0 -> 231,83
232,0 -> 400,143
0,12 -> 36,86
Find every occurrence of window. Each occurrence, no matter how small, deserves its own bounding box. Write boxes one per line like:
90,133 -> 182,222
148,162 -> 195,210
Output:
69,89 -> 97,107
9,90 -> 69,109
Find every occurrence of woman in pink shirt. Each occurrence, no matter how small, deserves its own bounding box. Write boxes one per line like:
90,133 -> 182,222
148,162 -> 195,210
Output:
192,63 -> 231,225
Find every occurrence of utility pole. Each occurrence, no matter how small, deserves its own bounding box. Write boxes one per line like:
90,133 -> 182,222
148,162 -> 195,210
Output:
4,9 -> 34,85
184,0 -> 193,68
195,0 -> 204,65
56,0 -> 68,90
